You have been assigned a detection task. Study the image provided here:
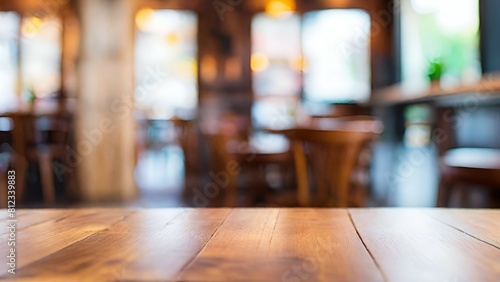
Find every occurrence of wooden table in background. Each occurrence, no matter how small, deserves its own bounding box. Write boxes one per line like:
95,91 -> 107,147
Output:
1,208 -> 499,281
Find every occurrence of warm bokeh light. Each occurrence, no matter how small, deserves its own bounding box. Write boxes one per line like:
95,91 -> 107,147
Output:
265,0 -> 296,17
225,57 -> 241,81
251,53 -> 269,72
201,55 -> 217,82
21,16 -> 43,36
166,32 -> 180,45
135,8 -> 154,32
290,55 -> 307,72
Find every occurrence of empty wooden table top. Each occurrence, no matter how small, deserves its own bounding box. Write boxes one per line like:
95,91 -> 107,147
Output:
1,208 -> 499,281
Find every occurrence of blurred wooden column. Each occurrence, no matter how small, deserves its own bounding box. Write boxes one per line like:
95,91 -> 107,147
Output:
75,0 -> 137,202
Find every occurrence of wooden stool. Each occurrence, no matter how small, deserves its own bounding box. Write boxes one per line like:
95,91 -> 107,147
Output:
437,148 -> 500,207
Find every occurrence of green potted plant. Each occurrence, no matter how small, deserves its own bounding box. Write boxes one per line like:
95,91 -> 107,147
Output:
427,58 -> 444,86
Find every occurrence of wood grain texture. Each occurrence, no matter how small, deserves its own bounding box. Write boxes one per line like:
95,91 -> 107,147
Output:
0,209 -> 73,236
178,208 -> 282,281
7,209 -> 230,282
349,208 -> 500,282
179,209 -> 383,282
1,208 -> 499,282
425,209 -> 500,248
266,208 -> 383,282
0,209 -> 133,277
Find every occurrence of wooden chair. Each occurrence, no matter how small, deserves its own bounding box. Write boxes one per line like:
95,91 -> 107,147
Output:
202,124 -> 292,207
283,128 -> 377,207
309,115 -> 384,133
0,114 -> 28,205
15,112 -> 73,205
202,130 -> 239,206
437,148 -> 500,207
39,112 -> 74,203
170,117 -> 200,189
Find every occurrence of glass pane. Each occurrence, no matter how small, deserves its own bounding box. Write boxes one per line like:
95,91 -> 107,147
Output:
251,13 -> 301,97
302,9 -> 371,103
135,9 -> 198,120
0,12 -> 19,111
401,0 -> 481,90
20,16 -> 62,98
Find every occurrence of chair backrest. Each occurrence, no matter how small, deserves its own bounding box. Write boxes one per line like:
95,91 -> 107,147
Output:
283,128 -> 377,207
310,115 -> 384,133
200,126 -> 239,206
36,109 -> 73,146
202,129 -> 234,172
171,117 -> 200,173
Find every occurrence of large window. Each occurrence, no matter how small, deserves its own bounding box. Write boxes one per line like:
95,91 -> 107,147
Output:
251,12 -> 301,128
252,13 -> 302,97
401,0 -> 481,90
0,12 -> 19,112
20,16 -> 62,98
302,10 -> 370,103
134,9 -> 198,120
0,12 -> 62,111
251,9 -> 371,128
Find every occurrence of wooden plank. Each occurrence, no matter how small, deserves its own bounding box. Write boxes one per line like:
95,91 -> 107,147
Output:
349,208 -> 500,282
0,209 -> 76,236
269,209 -> 383,282
178,208 -> 280,281
8,208 -> 230,282
0,210 -> 30,221
0,208 -> 134,277
180,209 -> 384,282
425,209 -> 500,248
4,208 -> 499,281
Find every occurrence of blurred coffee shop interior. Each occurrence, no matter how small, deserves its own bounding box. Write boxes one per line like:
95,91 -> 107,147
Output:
1,0 -> 500,209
